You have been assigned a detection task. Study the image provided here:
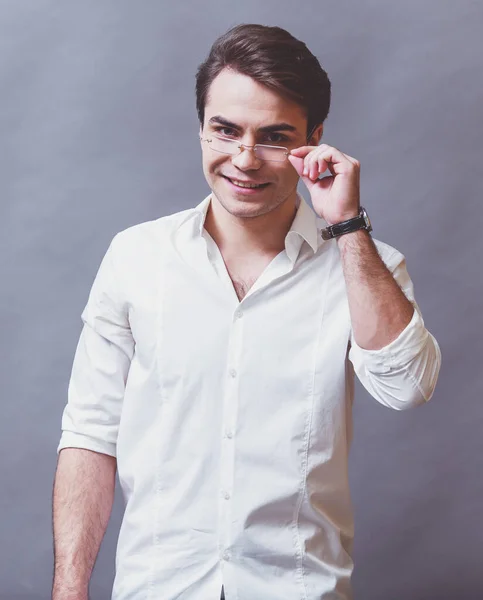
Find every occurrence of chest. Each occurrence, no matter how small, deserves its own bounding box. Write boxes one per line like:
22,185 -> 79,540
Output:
125,239 -> 350,387
223,253 -> 279,301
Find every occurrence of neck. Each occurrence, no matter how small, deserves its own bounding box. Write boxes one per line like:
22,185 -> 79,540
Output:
204,193 -> 298,258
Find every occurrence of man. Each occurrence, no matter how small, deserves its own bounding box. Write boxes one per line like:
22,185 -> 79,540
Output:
52,23 -> 441,600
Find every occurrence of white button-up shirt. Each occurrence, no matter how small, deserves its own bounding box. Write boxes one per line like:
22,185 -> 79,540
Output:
57,194 -> 441,600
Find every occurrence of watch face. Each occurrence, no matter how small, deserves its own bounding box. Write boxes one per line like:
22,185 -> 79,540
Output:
362,208 -> 372,230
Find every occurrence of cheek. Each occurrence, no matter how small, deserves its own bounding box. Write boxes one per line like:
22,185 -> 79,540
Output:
204,153 -> 228,175
275,164 -> 298,184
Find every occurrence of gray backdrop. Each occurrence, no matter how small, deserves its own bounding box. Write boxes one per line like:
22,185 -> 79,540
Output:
1,1 -> 482,598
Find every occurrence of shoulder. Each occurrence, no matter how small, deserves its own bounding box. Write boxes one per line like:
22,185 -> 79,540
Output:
99,206 -> 201,298
109,205 -> 199,259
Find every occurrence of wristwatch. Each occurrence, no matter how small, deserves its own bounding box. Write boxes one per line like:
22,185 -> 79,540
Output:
321,207 -> 372,240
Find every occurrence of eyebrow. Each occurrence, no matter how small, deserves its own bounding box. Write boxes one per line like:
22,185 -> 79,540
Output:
208,115 -> 298,134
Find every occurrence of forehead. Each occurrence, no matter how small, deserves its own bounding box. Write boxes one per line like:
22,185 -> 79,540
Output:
204,68 -> 307,131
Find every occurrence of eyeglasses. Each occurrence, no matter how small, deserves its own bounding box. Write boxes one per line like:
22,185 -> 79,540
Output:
199,126 -> 319,163
199,134 -> 289,162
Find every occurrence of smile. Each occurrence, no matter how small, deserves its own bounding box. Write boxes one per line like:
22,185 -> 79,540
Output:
223,176 -> 270,189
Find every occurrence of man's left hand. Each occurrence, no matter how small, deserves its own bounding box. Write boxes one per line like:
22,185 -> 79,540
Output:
288,144 -> 361,224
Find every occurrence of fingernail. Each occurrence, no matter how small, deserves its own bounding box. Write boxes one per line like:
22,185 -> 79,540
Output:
303,168 -> 308,176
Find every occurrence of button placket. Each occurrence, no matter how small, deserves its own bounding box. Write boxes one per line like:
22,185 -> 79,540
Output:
217,307 -> 243,562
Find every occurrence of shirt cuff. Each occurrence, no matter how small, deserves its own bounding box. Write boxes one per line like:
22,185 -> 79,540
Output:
348,304 -> 429,375
57,431 -> 117,457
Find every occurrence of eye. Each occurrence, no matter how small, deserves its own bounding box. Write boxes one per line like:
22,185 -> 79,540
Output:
263,132 -> 289,145
215,126 -> 237,138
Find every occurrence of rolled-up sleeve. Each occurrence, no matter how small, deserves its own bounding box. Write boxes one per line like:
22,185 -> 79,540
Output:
348,250 -> 442,410
57,233 -> 134,457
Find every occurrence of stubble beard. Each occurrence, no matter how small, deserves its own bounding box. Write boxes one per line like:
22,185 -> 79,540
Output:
211,176 -> 299,221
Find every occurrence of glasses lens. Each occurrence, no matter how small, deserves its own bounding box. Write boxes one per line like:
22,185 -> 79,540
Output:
209,137 -> 239,155
254,145 -> 287,162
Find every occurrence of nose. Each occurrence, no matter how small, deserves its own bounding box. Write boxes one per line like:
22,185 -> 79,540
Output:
231,144 -> 262,171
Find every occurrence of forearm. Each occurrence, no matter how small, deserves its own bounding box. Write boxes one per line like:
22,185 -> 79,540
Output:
337,230 -> 414,350
52,448 -> 116,599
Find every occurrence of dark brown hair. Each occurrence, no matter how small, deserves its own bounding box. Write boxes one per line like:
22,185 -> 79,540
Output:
195,23 -> 331,139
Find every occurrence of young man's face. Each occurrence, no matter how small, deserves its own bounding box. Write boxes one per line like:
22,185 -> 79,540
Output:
200,68 -> 320,220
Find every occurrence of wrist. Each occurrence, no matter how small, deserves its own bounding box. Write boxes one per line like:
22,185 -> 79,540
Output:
336,228 -> 372,248
326,210 -> 360,225
321,207 -> 372,241
52,592 -> 88,600
52,577 -> 89,600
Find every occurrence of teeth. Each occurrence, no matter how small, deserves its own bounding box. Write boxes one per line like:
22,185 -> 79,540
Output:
230,179 -> 264,189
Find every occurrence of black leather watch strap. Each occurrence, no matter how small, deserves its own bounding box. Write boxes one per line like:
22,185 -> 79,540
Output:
321,207 -> 372,240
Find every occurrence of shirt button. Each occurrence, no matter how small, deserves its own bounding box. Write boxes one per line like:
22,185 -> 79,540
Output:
222,550 -> 231,561
229,369 -> 237,378
222,490 -> 231,500
235,310 -> 243,320
225,431 -> 233,439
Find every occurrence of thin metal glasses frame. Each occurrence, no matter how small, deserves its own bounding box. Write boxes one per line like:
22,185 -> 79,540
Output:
199,134 -> 289,162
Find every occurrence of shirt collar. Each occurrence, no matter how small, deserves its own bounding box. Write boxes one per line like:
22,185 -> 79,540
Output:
192,192 -> 321,262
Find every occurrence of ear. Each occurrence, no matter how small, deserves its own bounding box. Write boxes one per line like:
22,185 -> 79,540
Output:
309,124 -> 324,146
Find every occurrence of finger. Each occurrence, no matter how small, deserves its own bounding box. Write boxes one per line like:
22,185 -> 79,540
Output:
287,154 -> 316,188
343,153 -> 359,166
302,157 -> 318,180
316,148 -> 355,178
300,150 -> 316,178
310,160 -> 319,180
287,154 -> 304,177
300,145 -> 331,179
318,157 -> 329,175
294,144 -> 353,168
304,152 -> 325,180
319,146 -> 352,170
290,145 -> 319,158
293,143 -> 331,155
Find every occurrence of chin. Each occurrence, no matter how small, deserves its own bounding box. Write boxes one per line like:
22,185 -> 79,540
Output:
212,187 -> 276,218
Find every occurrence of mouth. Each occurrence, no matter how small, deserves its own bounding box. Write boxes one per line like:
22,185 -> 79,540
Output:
222,175 -> 271,192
